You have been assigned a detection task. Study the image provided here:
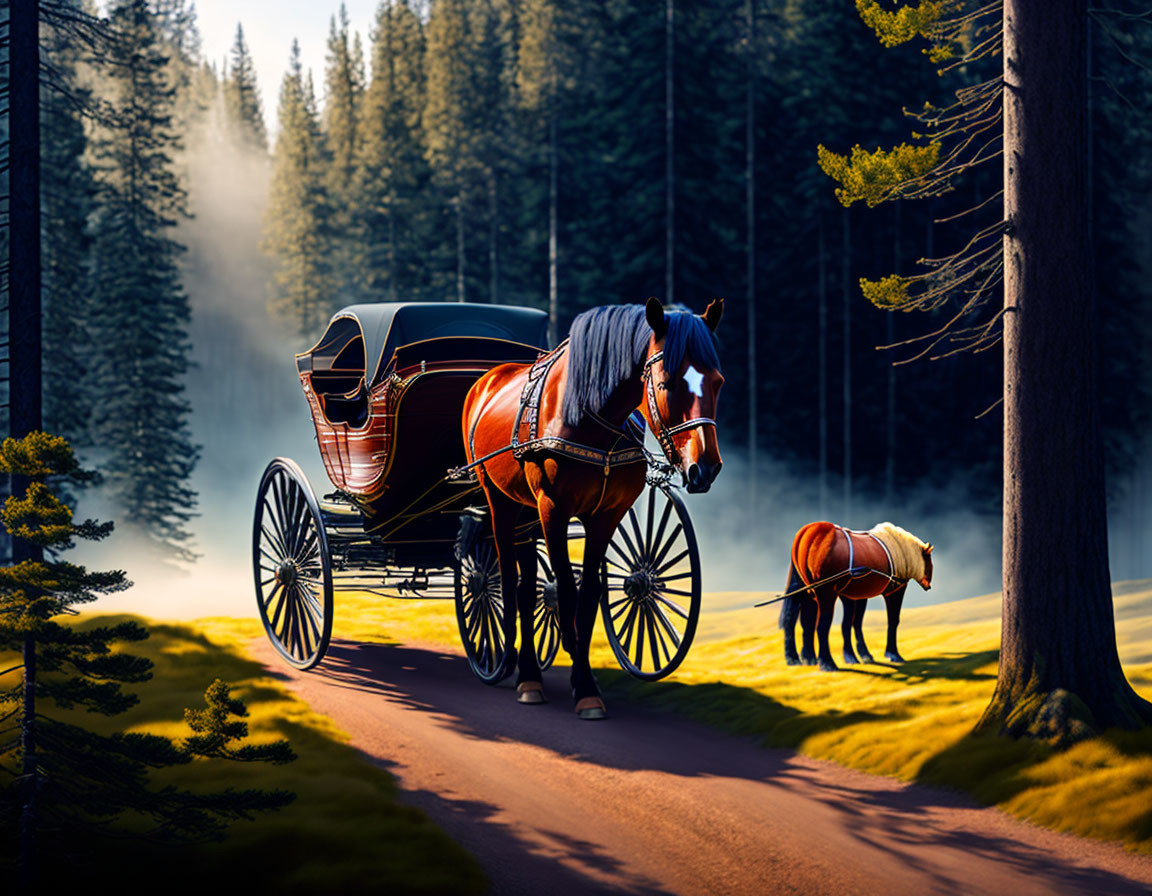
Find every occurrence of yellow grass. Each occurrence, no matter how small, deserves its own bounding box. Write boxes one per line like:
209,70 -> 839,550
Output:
302,581 -> 1152,854
4,614 -> 486,896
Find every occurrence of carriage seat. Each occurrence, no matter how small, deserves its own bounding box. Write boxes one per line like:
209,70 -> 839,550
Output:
310,372 -> 369,428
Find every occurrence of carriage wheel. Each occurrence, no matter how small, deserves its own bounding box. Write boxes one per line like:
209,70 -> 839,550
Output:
454,535 -> 515,684
534,544 -> 561,671
599,484 -> 701,680
253,458 -> 334,670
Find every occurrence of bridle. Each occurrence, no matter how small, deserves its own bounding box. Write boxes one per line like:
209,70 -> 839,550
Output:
641,350 -> 717,466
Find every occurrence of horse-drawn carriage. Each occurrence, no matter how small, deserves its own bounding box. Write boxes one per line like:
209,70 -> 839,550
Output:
252,302 -> 705,687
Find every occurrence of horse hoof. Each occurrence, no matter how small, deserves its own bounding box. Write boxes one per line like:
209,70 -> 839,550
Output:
784,652 -> 801,666
575,696 -> 607,720
843,653 -> 859,665
516,681 -> 546,705
885,651 -> 904,663
819,659 -> 839,672
859,653 -> 876,664
801,654 -> 818,666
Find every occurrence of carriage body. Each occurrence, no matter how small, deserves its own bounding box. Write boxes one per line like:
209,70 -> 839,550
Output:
255,301 -> 703,683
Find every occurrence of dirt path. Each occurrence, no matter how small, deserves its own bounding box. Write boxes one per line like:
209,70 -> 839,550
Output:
252,637 -> 1152,896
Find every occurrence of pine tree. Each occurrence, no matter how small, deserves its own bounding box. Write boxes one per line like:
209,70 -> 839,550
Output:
0,433 -> 295,883
424,0 -> 484,303
356,0 -> 432,302
323,5 -> 365,302
86,0 -> 199,563
821,0 -> 1152,741
224,23 -> 267,152
265,41 -> 335,338
40,2 -> 97,447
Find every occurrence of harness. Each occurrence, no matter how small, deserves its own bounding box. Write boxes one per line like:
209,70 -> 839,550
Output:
753,527 -> 902,609
509,342 -> 646,474
450,345 -> 718,485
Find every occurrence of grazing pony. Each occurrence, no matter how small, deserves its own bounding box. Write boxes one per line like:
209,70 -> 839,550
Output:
461,298 -> 724,718
779,521 -> 933,671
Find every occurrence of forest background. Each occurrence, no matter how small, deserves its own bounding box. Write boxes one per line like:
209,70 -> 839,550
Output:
4,0 -> 1152,614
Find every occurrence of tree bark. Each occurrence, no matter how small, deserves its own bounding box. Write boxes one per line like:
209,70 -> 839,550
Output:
456,188 -> 466,303
664,0 -> 675,305
818,216 -> 827,517
10,1 -> 43,878
548,111 -> 558,346
745,0 -> 757,521
842,208 -> 851,522
981,0 -> 1152,742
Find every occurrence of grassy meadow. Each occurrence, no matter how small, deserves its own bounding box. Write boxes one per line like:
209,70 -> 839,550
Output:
2,614 -> 487,896
295,580 -> 1152,854
11,579 -> 1152,886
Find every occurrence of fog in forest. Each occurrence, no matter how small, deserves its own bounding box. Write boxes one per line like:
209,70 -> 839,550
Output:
81,92 -> 1152,623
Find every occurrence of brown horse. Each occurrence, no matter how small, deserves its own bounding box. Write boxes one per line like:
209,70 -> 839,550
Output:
778,521 -> 933,671
461,298 -> 724,718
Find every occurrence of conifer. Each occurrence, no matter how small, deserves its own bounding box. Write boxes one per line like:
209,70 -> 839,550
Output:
86,0 -> 200,562
224,23 -> 268,152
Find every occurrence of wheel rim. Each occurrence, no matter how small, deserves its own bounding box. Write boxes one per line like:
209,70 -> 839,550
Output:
253,458 -> 333,670
455,537 -> 513,684
534,546 -> 561,671
600,484 -> 701,680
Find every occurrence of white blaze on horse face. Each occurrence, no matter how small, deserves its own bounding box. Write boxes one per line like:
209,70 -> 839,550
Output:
683,364 -> 704,398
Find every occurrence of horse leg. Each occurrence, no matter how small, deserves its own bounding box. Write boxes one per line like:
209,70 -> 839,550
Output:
852,598 -> 875,664
567,513 -> 620,719
799,596 -> 818,666
538,496 -> 577,656
883,583 -> 907,663
779,564 -> 804,665
486,486 -> 521,684
840,595 -> 860,665
514,536 -> 545,703
815,589 -> 839,672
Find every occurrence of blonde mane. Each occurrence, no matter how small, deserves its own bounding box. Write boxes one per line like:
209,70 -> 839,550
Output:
869,522 -> 929,581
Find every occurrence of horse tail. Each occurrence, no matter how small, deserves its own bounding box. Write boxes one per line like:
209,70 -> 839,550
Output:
778,563 -> 806,630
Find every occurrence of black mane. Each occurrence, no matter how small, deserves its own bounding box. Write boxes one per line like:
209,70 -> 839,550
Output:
561,303 -> 720,427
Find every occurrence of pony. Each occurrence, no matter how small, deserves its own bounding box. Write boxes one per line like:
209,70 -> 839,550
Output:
778,521 -> 933,671
461,297 -> 724,718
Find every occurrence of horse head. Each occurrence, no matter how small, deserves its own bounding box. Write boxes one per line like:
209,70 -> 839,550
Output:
641,297 -> 725,493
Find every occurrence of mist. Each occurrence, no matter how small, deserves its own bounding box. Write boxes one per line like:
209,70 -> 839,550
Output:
77,92 -> 1152,625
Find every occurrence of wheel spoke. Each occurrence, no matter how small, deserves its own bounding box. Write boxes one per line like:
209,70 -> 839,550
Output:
644,487 -> 656,555
618,600 -> 640,652
615,523 -> 643,567
646,608 -> 665,669
627,507 -> 646,563
651,493 -> 675,556
650,523 -> 684,570
654,593 -> 689,619
656,548 -> 691,577
651,602 -> 682,650
633,609 -> 646,669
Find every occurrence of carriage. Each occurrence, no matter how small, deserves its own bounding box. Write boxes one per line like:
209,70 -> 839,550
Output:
252,301 -> 705,685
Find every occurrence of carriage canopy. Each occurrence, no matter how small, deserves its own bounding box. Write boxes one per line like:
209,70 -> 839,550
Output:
296,302 -> 550,388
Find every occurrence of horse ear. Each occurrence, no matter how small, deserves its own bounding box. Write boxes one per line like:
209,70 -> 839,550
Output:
645,297 -> 667,339
925,543 -> 933,554
702,297 -> 724,332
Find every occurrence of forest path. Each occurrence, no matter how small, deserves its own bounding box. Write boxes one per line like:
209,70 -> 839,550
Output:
251,637 -> 1152,896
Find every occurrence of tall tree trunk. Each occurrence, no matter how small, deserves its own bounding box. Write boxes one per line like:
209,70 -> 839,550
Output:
664,0 -> 675,305
488,170 -> 499,304
745,0 -> 757,520
548,111 -> 558,347
455,188 -> 466,303
10,3 -> 43,881
818,216 -> 827,517
842,208 -> 851,522
887,203 -> 899,505
980,0 -> 1152,742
